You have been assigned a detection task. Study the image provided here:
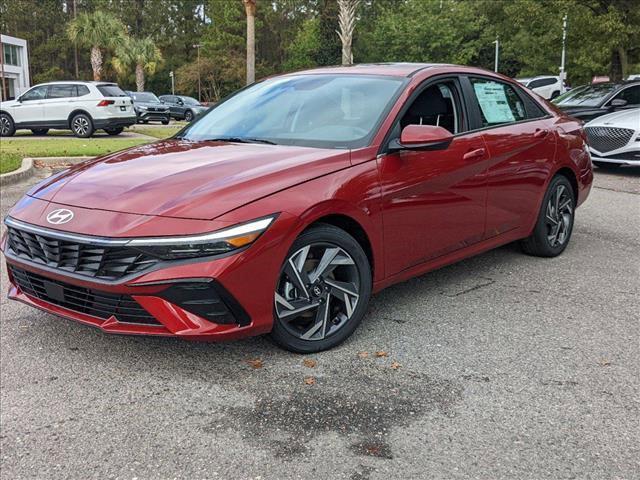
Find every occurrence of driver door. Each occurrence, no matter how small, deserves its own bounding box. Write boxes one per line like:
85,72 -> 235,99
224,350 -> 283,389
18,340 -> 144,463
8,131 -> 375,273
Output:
10,85 -> 47,124
378,78 -> 489,275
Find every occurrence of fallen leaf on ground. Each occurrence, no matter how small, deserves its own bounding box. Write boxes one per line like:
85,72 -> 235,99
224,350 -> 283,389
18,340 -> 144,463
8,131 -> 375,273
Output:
598,358 -> 612,366
246,359 -> 264,369
304,376 -> 316,385
375,351 -> 389,357
391,361 -> 401,370
303,359 -> 317,368
358,351 -> 369,358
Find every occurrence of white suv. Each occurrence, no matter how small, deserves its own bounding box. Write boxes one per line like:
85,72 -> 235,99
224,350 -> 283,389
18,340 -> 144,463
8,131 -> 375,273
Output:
0,81 -> 137,138
516,76 -> 565,99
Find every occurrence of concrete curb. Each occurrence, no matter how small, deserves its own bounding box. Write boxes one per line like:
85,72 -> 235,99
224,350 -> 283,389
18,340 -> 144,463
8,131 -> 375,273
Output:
0,157 -> 34,186
0,156 -> 93,186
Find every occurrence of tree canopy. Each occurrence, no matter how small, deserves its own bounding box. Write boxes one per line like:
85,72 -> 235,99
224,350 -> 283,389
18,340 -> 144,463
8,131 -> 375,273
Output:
1,0 -> 638,100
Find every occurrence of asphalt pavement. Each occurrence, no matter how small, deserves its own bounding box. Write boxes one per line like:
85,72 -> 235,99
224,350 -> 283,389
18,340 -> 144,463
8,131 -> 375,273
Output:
1,166 -> 638,480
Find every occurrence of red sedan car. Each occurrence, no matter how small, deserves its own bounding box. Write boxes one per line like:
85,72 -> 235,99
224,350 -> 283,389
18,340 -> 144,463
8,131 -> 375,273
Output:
2,64 -> 592,352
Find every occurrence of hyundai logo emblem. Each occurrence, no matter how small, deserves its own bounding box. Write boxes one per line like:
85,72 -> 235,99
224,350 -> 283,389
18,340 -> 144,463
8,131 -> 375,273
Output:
46,209 -> 74,225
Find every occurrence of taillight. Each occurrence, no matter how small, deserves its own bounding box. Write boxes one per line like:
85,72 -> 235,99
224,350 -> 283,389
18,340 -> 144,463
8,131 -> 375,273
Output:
97,100 -> 115,107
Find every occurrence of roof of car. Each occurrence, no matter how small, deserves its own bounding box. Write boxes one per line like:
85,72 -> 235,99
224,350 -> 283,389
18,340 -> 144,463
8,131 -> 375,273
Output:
36,80 -> 118,85
290,63 -> 454,77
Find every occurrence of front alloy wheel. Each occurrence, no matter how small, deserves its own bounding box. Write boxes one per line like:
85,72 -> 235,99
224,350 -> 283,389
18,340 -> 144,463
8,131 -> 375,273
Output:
0,114 -> 15,137
271,224 -> 371,352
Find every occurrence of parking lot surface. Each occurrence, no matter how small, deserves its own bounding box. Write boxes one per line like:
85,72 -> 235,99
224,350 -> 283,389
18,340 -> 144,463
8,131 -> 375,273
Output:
1,167 -> 638,479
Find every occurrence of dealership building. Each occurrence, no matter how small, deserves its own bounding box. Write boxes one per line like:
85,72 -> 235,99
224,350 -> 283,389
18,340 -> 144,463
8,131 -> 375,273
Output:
1,34 -> 30,101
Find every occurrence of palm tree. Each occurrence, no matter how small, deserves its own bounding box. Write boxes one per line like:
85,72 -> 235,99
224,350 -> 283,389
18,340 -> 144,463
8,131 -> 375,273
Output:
67,10 -> 127,81
243,0 -> 256,84
114,37 -> 163,92
337,0 -> 360,65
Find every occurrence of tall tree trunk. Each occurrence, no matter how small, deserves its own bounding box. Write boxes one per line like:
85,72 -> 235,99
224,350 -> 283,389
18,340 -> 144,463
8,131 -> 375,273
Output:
90,46 -> 103,81
135,64 -> 145,92
243,0 -> 256,85
337,0 -> 359,65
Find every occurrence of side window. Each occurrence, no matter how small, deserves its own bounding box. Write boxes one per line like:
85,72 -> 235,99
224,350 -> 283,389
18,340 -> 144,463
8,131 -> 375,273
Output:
614,85 -> 640,106
47,84 -> 76,99
76,85 -> 90,97
399,81 -> 462,134
529,78 -> 556,89
20,86 -> 47,102
470,78 -> 526,127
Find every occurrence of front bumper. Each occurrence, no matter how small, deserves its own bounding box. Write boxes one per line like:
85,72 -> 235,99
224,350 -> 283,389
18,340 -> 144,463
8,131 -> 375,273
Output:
589,147 -> 640,165
2,204 -> 300,341
136,110 -> 170,123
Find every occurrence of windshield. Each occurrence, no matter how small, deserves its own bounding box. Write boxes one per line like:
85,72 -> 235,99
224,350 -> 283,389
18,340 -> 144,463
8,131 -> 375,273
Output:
179,74 -> 405,149
181,96 -> 200,105
553,84 -> 616,107
130,92 -> 160,103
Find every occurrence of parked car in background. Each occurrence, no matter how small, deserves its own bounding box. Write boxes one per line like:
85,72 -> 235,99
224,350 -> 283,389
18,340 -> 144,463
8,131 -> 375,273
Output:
517,75 -> 565,99
126,91 -> 170,124
159,95 -> 208,122
0,81 -> 135,138
553,81 -> 640,122
1,63 -> 593,352
628,74 -> 640,81
584,108 -> 640,169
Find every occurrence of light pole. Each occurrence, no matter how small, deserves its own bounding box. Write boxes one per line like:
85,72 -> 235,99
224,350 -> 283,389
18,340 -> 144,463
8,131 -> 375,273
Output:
169,71 -> 175,95
493,35 -> 500,73
193,43 -> 201,102
559,14 -> 568,91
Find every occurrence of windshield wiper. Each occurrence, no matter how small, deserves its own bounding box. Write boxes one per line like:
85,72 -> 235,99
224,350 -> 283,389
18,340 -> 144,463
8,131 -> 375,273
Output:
202,136 -> 277,145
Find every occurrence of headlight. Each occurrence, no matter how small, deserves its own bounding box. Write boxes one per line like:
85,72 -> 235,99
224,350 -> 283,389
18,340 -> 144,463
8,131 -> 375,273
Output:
127,215 -> 276,260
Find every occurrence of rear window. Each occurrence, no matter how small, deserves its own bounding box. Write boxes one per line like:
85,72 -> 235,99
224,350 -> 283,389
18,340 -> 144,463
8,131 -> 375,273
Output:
97,84 -> 127,97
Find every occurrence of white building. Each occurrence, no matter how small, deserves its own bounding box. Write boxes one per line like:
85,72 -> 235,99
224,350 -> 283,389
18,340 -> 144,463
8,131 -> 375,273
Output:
1,34 -> 30,101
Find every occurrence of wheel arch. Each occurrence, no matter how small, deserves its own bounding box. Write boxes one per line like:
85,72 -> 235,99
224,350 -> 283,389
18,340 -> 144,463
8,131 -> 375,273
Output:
67,109 -> 93,127
304,213 -> 375,278
0,110 -> 13,119
554,166 -> 579,201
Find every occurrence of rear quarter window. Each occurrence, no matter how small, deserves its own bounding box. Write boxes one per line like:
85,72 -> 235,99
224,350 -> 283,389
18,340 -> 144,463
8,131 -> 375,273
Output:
76,85 -> 90,96
97,85 -> 127,97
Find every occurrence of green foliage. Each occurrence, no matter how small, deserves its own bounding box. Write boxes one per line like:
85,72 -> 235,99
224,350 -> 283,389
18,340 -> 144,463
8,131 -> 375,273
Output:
114,37 -> 163,76
1,0 -> 638,97
67,10 -> 127,50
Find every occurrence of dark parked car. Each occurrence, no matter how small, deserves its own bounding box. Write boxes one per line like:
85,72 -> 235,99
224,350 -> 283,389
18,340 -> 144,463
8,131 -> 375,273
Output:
126,91 -> 170,124
158,95 -> 208,122
553,81 -> 639,122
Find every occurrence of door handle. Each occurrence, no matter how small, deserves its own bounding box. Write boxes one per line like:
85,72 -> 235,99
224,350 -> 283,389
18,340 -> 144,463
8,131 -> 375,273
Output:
534,128 -> 549,138
463,148 -> 486,161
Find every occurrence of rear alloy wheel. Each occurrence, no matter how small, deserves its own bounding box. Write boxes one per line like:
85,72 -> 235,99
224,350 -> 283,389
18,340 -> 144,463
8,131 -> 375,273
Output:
184,110 -> 194,122
521,175 -> 575,257
0,113 -> 15,137
271,224 -> 372,353
31,128 -> 49,136
105,127 -> 124,136
71,113 -> 94,138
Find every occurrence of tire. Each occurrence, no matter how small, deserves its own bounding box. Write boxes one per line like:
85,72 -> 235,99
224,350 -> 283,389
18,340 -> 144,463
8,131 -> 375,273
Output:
70,113 -> 94,138
31,128 -> 49,136
550,91 -> 560,99
593,161 -> 622,170
104,127 -> 124,136
521,175 -> 576,257
161,119 -> 170,125
0,113 -> 15,137
184,110 -> 194,122
270,224 -> 372,353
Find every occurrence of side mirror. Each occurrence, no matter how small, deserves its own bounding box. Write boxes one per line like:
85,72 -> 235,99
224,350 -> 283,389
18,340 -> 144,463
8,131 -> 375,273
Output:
389,125 -> 454,151
610,98 -> 627,108
177,99 -> 184,105
16,96 -> 23,103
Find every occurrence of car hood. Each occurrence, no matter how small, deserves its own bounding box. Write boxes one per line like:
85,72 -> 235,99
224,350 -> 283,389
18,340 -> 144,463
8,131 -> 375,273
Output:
135,101 -> 169,109
585,108 -> 640,130
26,139 -> 350,220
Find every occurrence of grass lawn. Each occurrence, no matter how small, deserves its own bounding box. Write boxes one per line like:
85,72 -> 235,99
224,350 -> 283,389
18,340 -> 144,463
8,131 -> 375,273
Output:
0,137 -> 151,174
132,125 -> 182,139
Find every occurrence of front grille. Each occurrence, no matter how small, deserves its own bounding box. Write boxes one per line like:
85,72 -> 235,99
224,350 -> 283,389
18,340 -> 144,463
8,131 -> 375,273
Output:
585,126 -> 634,153
6,226 -> 159,280
9,266 -> 162,326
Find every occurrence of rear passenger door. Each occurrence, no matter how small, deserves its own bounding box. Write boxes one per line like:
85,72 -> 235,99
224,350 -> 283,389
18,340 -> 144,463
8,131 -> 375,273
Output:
43,84 -> 77,125
463,76 -> 556,239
